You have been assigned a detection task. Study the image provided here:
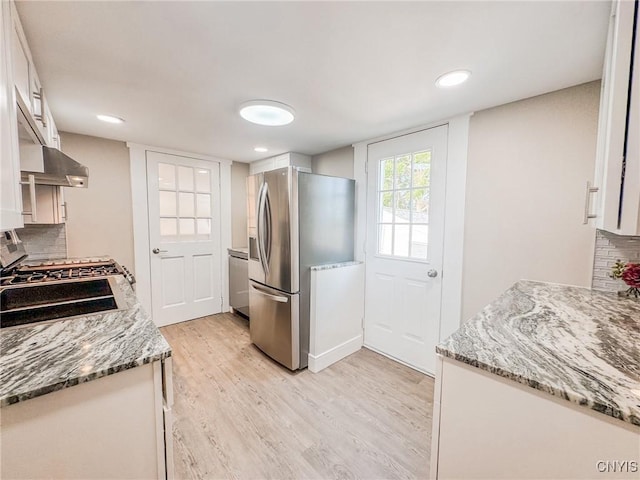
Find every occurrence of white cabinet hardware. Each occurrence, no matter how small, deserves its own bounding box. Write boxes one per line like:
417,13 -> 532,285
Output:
582,181 -> 599,224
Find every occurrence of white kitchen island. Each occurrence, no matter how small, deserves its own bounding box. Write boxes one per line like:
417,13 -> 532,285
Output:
430,281 -> 640,479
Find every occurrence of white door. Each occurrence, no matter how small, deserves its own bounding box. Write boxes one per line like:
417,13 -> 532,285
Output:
364,125 -> 448,375
146,151 -> 222,327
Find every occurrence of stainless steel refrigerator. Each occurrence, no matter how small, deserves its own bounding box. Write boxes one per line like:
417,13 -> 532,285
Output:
247,167 -> 355,370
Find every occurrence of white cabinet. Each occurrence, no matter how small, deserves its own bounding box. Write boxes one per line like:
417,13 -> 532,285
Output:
430,357 -> 640,479
1,360 -> 174,480
593,0 -> 640,235
10,15 -> 29,112
21,183 -> 66,224
0,0 -> 23,231
0,0 -> 65,232
9,0 -> 57,152
249,152 -> 312,175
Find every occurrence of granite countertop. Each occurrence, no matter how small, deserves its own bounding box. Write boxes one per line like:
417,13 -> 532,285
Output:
437,281 -> 640,426
310,261 -> 363,271
0,276 -> 171,407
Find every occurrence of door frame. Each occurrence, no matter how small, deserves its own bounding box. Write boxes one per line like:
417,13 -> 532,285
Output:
353,113 -> 472,358
127,142 -> 232,318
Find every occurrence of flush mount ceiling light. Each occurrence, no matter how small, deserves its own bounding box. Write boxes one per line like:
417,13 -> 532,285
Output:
239,100 -> 295,126
435,70 -> 471,88
254,147 -> 269,153
96,114 -> 125,124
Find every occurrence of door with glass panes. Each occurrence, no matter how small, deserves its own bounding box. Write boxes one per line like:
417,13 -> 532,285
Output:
365,125 -> 447,374
146,151 -> 221,327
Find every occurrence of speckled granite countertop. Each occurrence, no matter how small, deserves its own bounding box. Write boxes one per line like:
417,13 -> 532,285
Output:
437,281 -> 640,426
0,276 -> 171,407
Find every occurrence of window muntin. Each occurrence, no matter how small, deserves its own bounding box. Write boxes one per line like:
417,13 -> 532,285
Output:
377,150 -> 431,260
158,163 -> 213,241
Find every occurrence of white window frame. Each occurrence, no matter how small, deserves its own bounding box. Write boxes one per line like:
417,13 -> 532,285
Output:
375,149 -> 432,261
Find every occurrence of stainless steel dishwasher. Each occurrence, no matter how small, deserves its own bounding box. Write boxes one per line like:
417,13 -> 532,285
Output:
228,247 -> 249,318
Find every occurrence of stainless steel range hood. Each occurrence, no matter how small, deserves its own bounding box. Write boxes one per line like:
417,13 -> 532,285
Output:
21,146 -> 89,188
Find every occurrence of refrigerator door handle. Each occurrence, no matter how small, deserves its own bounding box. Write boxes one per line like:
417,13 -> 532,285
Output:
264,184 -> 272,265
257,183 -> 269,275
250,283 -> 289,303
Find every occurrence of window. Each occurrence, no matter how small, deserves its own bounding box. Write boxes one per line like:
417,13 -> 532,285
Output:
377,150 -> 431,260
158,163 -> 212,241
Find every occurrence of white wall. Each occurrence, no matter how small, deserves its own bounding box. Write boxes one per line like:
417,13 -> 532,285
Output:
60,132 -> 135,271
461,81 -> 600,320
312,146 -> 354,178
230,161 -> 249,248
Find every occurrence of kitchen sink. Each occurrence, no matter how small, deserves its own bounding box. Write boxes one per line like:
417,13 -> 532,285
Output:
0,277 -> 125,329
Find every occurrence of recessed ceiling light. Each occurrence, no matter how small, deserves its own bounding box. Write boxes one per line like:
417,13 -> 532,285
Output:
96,114 -> 125,124
435,70 -> 471,88
254,147 -> 268,153
239,100 -> 295,126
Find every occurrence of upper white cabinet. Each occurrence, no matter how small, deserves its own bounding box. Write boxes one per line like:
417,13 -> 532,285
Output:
1,0 -> 64,231
9,1 -> 58,153
249,152 -> 312,175
0,0 -> 23,231
593,0 -> 640,235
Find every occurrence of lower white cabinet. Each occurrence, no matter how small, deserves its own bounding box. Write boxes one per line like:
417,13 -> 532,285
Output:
21,183 -> 66,224
0,360 -> 174,480
430,358 -> 640,479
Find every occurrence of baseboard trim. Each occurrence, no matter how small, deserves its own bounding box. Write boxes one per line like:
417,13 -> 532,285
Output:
308,334 -> 363,373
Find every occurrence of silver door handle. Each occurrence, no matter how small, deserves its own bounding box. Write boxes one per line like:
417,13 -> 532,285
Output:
583,181 -> 599,224
427,269 -> 438,278
250,284 -> 288,303
152,248 -> 168,254
28,174 -> 37,222
257,183 -> 269,275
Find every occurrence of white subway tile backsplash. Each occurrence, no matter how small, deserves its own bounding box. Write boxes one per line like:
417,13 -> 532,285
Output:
592,230 -> 640,292
15,224 -> 67,261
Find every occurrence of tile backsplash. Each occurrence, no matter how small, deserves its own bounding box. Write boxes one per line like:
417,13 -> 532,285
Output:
16,224 -> 68,262
592,229 -> 640,292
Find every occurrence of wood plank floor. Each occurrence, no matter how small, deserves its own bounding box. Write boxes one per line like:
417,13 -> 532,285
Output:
161,313 -> 435,480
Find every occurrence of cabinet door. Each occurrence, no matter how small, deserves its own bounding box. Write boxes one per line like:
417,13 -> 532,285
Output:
0,0 -> 23,230
21,184 -> 65,224
1,363 -> 163,480
10,22 -> 29,111
594,0 -> 639,235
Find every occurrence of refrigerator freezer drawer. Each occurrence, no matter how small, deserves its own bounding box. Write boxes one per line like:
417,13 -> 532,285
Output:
249,280 -> 300,370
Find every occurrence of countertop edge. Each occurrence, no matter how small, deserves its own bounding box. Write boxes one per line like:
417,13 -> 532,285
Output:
310,261 -> 363,271
0,349 -> 172,407
436,344 -> 640,427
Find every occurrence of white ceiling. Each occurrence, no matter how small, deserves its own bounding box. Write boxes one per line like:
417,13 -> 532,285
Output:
16,1 -> 610,163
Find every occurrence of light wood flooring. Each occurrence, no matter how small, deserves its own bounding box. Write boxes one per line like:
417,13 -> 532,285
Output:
161,313 -> 435,480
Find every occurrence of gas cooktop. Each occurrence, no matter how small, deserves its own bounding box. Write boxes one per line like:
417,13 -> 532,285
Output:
1,259 -> 135,287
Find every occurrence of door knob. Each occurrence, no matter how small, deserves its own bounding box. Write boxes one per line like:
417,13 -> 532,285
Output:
152,248 -> 168,254
427,269 -> 438,278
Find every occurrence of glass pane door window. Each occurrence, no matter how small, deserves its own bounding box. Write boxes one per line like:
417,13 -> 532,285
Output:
158,163 -> 213,241
377,150 -> 431,260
